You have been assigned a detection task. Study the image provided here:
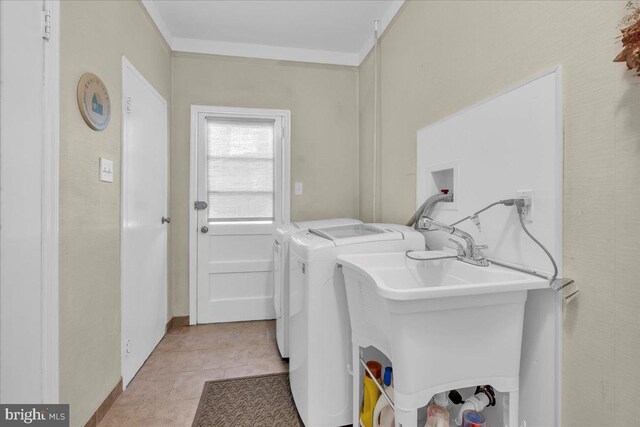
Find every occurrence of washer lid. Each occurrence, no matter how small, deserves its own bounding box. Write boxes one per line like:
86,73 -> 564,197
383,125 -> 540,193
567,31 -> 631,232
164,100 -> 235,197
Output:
294,218 -> 362,229
307,224 -> 404,246
277,218 -> 362,242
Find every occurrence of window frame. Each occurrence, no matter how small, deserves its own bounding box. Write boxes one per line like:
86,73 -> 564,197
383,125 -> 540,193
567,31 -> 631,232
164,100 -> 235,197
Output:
190,105 -> 291,236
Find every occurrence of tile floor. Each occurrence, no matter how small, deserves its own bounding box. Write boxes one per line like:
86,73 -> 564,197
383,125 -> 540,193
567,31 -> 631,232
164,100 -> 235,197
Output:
99,320 -> 287,427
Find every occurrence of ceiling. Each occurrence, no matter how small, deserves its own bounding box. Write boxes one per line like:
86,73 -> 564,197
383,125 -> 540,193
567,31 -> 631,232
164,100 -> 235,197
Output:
142,0 -> 404,66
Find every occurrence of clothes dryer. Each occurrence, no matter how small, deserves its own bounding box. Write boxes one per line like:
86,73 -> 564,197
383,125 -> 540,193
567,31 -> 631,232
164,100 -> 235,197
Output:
273,219 -> 362,358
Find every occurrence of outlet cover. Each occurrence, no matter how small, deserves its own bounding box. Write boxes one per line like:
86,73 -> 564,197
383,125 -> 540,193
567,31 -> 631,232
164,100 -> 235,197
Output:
295,181 -> 303,196
99,158 -> 114,183
517,190 -> 534,222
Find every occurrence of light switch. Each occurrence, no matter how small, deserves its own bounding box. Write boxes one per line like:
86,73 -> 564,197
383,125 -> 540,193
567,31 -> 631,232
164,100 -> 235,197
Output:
99,158 -> 114,183
295,181 -> 303,196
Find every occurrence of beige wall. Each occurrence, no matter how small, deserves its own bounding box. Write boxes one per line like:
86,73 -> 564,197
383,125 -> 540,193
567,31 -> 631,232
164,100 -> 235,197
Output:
59,1 -> 171,425
170,53 -> 359,316
359,1 -> 640,426
358,47 -> 378,224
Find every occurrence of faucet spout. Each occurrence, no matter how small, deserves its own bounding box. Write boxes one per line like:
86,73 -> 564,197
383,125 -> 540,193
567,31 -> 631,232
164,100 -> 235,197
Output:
417,217 -> 489,266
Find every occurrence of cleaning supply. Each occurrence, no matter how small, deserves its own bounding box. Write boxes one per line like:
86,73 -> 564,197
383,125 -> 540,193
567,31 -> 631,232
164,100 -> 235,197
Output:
382,367 -> 393,388
462,410 -> 486,427
360,361 -> 382,427
372,367 -> 394,427
377,403 -> 395,427
425,398 -> 450,427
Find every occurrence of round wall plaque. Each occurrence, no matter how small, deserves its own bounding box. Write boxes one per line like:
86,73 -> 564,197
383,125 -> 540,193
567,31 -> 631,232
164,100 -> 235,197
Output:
77,72 -> 111,131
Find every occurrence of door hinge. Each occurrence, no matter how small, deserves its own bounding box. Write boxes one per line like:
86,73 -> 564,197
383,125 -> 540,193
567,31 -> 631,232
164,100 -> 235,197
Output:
194,201 -> 208,210
42,9 -> 52,40
126,97 -> 133,113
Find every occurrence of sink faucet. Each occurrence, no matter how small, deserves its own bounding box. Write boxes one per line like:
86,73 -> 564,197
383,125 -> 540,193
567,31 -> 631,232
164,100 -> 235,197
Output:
417,217 -> 490,267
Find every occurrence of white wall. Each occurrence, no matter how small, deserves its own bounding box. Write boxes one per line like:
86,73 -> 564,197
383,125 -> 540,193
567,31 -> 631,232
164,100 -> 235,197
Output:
418,71 -> 561,273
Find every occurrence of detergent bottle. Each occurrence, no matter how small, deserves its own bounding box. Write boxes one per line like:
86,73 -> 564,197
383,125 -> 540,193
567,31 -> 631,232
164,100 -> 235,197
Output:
425,393 -> 450,427
360,361 -> 382,427
425,404 -> 450,427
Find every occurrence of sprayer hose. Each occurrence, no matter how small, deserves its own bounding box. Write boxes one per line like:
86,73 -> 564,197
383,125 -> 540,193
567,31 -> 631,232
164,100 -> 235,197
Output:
517,211 -> 558,281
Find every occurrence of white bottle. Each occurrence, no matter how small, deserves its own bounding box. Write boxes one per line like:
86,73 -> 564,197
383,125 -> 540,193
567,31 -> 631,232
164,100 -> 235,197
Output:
425,393 -> 450,427
373,368 -> 395,427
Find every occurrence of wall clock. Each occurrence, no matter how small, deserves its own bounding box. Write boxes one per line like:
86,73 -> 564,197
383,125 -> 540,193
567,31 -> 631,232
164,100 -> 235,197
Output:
77,72 -> 111,131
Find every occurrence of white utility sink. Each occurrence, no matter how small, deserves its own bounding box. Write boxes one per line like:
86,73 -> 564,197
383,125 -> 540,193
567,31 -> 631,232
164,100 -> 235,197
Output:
341,250 -> 548,300
338,251 -> 549,427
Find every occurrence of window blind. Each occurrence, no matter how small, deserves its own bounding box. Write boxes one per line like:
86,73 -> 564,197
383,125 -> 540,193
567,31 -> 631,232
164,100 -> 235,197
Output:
206,117 -> 275,221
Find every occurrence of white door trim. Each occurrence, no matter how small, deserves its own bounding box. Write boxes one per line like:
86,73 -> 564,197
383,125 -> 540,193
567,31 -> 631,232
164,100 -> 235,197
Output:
189,105 -> 291,325
0,0 -> 60,403
42,0 -> 61,404
120,56 -> 169,386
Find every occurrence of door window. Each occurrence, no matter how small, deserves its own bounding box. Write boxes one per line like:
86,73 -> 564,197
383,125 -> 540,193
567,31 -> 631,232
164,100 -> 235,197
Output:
206,117 -> 275,222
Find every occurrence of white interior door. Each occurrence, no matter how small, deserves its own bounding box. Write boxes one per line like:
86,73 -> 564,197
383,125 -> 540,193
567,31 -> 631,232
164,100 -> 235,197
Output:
121,58 -> 168,386
193,107 -> 290,324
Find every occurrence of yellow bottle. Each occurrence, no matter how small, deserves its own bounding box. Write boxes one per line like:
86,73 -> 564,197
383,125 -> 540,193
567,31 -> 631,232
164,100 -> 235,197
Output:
360,361 -> 382,427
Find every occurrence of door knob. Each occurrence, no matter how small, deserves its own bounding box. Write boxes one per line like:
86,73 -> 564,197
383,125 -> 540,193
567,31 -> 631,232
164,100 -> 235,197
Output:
201,226 -> 209,234
162,216 -> 171,224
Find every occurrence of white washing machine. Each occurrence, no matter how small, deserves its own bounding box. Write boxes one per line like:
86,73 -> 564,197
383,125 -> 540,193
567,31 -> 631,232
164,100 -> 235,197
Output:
288,223 -> 425,426
273,219 -> 362,358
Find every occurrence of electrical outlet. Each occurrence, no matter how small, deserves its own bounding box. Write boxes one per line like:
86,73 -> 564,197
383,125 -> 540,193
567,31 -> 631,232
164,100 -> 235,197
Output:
517,190 -> 534,222
295,181 -> 303,196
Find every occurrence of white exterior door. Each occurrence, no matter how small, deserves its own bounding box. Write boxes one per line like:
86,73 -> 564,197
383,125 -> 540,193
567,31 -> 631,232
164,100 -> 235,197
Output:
121,58 -> 168,386
192,107 -> 290,324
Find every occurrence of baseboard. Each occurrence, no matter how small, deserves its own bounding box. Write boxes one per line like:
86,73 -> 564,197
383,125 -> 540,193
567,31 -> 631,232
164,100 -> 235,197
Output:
83,377 -> 123,427
165,315 -> 189,333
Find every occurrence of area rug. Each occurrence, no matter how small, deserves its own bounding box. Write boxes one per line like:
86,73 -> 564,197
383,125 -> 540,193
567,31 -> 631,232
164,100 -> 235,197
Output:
192,373 -> 303,427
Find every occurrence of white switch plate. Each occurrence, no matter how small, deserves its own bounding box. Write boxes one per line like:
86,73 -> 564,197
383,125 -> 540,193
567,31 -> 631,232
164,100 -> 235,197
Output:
99,158 -> 114,183
295,181 -> 303,196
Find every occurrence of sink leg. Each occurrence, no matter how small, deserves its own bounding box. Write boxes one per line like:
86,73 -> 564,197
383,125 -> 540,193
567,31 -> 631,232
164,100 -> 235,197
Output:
395,406 -> 418,427
507,390 -> 519,427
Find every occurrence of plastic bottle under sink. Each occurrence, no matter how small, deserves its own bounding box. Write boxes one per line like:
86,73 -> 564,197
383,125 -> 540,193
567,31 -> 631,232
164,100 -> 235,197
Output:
360,361 -> 382,427
425,402 -> 450,427
373,367 -> 394,427
461,410 -> 486,427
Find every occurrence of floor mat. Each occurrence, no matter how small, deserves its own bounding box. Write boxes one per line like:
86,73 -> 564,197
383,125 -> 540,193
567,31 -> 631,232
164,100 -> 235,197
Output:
192,372 -> 303,427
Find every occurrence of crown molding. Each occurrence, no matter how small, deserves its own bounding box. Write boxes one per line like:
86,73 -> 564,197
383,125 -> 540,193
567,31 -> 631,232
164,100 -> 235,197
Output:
141,0 -> 405,67
141,0 -> 173,47
172,37 -> 360,66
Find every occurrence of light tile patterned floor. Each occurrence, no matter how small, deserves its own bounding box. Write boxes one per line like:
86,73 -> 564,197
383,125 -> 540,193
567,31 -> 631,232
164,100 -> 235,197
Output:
99,320 -> 286,427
